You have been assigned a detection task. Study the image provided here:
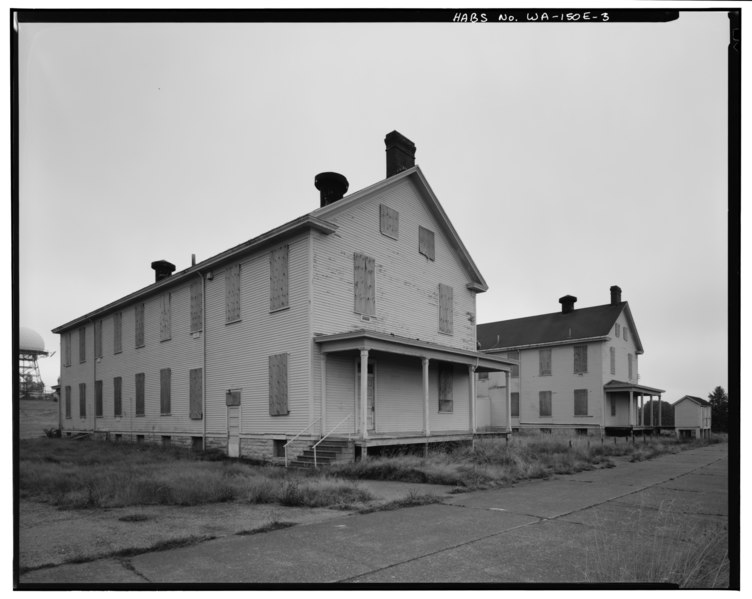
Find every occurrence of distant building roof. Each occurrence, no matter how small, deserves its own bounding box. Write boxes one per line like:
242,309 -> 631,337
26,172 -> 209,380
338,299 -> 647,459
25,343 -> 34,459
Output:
675,395 -> 711,407
478,302 -> 643,353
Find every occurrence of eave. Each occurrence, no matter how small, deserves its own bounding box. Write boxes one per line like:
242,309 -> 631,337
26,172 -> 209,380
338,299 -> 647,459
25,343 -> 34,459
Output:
482,335 -> 611,354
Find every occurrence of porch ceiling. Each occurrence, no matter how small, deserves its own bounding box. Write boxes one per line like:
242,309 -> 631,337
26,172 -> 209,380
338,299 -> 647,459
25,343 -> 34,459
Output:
314,329 -> 512,372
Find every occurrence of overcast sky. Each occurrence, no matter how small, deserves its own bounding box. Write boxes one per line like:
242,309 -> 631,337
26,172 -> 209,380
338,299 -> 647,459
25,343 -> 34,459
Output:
17,7 -> 733,404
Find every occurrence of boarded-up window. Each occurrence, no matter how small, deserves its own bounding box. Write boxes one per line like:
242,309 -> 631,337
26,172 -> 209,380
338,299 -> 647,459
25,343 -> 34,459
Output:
160,293 -> 171,341
539,390 -> 552,417
95,380 -> 103,417
94,320 -> 103,359
353,253 -> 376,316
438,364 -> 453,413
379,204 -> 399,239
190,280 -> 203,333
226,264 -> 241,323
79,327 -> 86,363
574,345 -> 588,374
623,327 -> 628,342
269,353 -> 289,416
270,245 -> 289,312
160,368 -> 171,415
418,226 -> 435,260
113,312 -> 122,354
64,333 -> 71,366
114,377 -> 122,417
189,368 -> 203,419
507,351 -> 519,378
135,373 -> 145,416
539,348 -> 552,376
79,383 -> 87,418
225,389 -> 241,407
610,396 -> 616,417
615,323 -> 621,338
511,392 -> 520,417
65,386 -> 71,418
438,284 -> 453,334
610,347 -> 616,375
628,354 -> 633,380
574,389 -> 588,416
135,303 -> 145,348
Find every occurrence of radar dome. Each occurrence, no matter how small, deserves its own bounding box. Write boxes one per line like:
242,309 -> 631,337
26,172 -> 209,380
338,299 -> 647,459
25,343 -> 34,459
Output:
19,327 -> 46,353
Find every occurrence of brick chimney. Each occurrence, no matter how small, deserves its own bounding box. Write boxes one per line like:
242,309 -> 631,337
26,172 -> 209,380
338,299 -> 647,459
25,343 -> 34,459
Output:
610,285 -> 622,305
315,172 -> 349,207
559,295 -> 577,314
385,130 -> 416,177
151,260 -> 176,282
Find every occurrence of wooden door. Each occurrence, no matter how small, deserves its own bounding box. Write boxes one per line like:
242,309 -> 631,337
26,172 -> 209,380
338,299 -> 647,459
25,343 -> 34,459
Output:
357,360 -> 376,431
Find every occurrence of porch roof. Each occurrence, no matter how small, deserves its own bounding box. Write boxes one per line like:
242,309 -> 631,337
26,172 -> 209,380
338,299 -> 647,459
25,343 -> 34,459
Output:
604,379 -> 665,395
314,329 -> 513,372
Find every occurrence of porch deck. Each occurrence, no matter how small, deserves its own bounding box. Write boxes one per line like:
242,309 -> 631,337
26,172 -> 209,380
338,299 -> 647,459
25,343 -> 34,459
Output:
332,428 -> 510,448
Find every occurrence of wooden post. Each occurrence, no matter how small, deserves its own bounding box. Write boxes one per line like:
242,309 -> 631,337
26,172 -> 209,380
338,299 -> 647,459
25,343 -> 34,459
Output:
320,354 -> 327,438
658,394 -> 662,428
505,370 -> 512,434
422,357 -> 430,436
468,364 -> 476,434
360,349 -> 369,439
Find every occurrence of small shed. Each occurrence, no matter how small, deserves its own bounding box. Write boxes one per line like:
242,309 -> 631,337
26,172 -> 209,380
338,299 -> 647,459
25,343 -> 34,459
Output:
673,395 -> 712,439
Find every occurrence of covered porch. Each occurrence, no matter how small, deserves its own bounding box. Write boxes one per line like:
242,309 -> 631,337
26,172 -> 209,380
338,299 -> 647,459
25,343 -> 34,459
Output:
314,330 -> 513,453
603,380 -> 666,435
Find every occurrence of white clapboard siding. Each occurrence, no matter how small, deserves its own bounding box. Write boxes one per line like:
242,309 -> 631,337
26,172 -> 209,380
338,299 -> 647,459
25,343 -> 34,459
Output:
600,308 -> 639,383
311,177 -> 477,350
368,354 -> 426,434
322,354 -> 359,436
204,233 -> 312,437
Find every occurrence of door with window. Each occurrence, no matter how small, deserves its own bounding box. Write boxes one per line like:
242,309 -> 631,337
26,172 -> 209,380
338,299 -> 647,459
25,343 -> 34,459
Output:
356,360 -> 376,431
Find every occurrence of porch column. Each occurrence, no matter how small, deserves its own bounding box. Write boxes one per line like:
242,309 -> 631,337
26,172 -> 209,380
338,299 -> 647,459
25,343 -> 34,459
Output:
360,349 -> 369,439
468,365 -> 476,434
629,390 -> 634,427
658,394 -> 662,427
601,391 -> 607,438
320,354 -> 327,437
422,357 -> 430,436
649,395 -> 654,427
639,395 -> 644,426
505,370 -> 511,434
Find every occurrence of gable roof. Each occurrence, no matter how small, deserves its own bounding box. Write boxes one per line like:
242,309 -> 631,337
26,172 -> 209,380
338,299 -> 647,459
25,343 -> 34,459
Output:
478,302 -> 644,354
312,166 -> 488,292
675,395 -> 711,407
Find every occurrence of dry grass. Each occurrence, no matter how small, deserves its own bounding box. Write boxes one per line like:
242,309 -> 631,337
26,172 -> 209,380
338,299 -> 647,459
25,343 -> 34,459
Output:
19,438 -> 372,509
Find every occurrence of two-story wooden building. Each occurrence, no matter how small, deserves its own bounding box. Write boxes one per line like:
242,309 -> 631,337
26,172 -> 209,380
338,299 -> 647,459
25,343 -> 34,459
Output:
476,287 -> 664,436
673,395 -> 712,439
52,131 -> 513,463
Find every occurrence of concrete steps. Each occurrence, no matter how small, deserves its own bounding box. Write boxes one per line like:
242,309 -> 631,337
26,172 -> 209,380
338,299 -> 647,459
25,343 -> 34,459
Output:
288,439 -> 352,469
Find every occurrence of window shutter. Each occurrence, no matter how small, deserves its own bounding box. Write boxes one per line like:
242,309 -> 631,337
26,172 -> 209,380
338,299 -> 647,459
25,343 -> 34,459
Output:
114,377 -> 122,417
189,368 -> 203,419
270,245 -> 289,312
226,264 -> 241,323
79,383 -> 87,418
539,348 -> 552,376
574,345 -> 587,374
438,364 -> 453,412
615,323 -> 620,338
380,204 -> 399,239
511,392 -> 520,417
628,354 -> 633,380
135,372 -> 145,416
95,380 -> 103,417
610,347 -> 616,375
135,304 -> 145,348
94,320 -> 102,358
353,253 -> 375,316
160,293 -> 171,341
418,226 -> 435,260
574,389 -> 588,416
225,389 -> 241,407
64,334 -> 72,367
79,327 -> 86,363
113,312 -> 122,354
190,280 -> 203,333
269,353 -> 289,416
160,368 -> 171,415
539,390 -> 552,417
438,284 -> 454,334
623,327 -> 628,342
65,386 -> 71,418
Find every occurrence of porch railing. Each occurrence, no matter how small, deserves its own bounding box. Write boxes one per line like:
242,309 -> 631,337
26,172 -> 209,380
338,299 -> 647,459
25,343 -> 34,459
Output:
284,417 -> 321,468
313,414 -> 352,469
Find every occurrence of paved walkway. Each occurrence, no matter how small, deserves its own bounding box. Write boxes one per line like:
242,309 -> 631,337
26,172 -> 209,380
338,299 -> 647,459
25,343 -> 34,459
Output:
18,444 -> 728,586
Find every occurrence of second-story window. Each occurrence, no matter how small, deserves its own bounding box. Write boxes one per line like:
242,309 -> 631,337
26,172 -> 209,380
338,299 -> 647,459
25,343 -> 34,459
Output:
353,253 -> 376,316
226,264 -> 242,324
418,226 -> 435,261
190,280 -> 203,333
610,347 -> 616,375
64,333 -> 72,367
380,204 -> 399,239
507,350 -> 519,378
79,326 -> 86,363
623,327 -> 629,342
539,348 -> 552,376
113,312 -> 122,354
135,303 -> 145,348
94,320 -> 103,359
574,345 -> 588,374
270,245 -> 289,312
615,323 -> 621,338
160,293 -> 172,341
438,284 -> 453,334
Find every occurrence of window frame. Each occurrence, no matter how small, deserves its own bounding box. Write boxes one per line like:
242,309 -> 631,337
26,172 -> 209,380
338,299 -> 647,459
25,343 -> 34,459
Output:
539,348 -> 552,376
573,345 -> 588,374
574,389 -> 588,416
539,390 -> 552,417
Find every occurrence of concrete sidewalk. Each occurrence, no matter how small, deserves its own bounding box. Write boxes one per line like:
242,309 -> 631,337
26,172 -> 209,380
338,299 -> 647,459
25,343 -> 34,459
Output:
18,443 -> 728,586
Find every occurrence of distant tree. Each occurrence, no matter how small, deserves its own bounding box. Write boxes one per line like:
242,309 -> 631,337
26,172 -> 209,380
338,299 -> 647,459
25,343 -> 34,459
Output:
708,386 -> 728,433
641,399 -> 674,427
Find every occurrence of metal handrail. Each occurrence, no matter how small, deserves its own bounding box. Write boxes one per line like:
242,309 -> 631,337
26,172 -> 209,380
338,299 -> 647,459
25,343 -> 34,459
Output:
313,414 -> 352,468
284,418 -> 321,468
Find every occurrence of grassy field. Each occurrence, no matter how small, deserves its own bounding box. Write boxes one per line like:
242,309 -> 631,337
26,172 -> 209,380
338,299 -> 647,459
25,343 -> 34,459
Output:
18,399 -> 59,439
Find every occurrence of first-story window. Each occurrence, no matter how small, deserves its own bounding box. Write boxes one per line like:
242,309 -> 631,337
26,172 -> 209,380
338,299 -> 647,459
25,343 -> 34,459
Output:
95,380 -> 103,417
160,368 -> 171,415
189,368 -> 203,420
269,353 -> 289,416
539,390 -> 552,417
611,396 -> 616,417
79,383 -> 87,418
574,389 -> 588,416
65,386 -> 71,418
114,377 -> 122,417
135,373 -> 145,416
438,364 -> 453,413
511,392 -> 520,417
